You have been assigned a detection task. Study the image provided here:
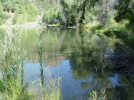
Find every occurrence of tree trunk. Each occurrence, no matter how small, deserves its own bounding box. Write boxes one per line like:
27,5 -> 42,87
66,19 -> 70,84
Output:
58,0 -> 67,28
101,0 -> 108,27
77,0 -> 87,28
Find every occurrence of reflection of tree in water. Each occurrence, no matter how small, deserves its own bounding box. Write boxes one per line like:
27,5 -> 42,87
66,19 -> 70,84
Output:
108,42 -> 134,82
67,30 -> 134,100
36,29 -> 134,99
106,85 -> 134,100
37,29 -> 61,99
67,30 -> 111,100
37,29 -> 46,96
68,30 -> 108,80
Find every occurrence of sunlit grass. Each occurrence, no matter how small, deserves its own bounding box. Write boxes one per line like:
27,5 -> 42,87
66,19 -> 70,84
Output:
0,29 -> 29,99
88,89 -> 106,100
0,28 -> 61,100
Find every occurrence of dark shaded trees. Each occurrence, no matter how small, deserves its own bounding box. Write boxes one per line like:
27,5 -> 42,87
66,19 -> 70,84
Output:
115,0 -> 134,32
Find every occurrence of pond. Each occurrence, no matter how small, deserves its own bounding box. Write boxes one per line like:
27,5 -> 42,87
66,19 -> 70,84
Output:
0,28 -> 134,100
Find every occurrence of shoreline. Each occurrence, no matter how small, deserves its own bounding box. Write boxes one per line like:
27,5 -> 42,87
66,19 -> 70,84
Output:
0,24 -> 41,29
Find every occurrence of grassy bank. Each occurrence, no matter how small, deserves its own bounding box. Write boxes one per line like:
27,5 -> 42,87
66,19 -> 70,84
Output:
0,0 -> 38,25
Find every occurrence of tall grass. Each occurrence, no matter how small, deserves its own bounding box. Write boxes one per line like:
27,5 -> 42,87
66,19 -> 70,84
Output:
0,28 -> 61,100
88,89 -> 106,100
0,28 -> 29,99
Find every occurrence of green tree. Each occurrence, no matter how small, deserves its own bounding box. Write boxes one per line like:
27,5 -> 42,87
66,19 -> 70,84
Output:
115,0 -> 134,33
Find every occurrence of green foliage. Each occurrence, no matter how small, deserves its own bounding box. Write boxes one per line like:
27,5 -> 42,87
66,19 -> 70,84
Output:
13,1 -> 38,24
38,0 -> 60,24
0,2 -> 7,25
88,89 -> 106,100
42,0 -> 90,26
1,0 -> 14,12
0,0 -> 38,24
115,0 -> 134,32
42,7 -> 60,24
0,80 -> 5,92
0,13 -> 7,25
0,28 -> 5,41
65,3 -> 78,26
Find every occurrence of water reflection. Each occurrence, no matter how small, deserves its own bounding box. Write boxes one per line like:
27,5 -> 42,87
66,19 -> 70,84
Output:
37,30 -> 46,96
20,29 -> 134,100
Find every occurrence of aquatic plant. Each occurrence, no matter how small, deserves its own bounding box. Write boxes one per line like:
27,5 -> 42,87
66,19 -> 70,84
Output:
88,89 -> 106,100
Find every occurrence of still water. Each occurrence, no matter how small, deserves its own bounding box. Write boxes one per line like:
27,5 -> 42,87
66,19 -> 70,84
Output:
19,29 -> 134,100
